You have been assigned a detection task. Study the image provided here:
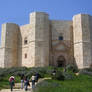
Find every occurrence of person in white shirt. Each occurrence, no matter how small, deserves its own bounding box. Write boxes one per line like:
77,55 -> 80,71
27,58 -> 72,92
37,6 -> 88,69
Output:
31,75 -> 36,89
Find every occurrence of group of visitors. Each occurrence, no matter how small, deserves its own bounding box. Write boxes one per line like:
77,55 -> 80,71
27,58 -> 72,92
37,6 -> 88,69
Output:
9,73 -> 39,91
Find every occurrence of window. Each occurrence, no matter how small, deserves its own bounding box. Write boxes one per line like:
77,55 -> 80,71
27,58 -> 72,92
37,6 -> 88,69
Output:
24,40 -> 27,44
25,53 -> 27,58
58,36 -> 63,40
24,37 -> 28,45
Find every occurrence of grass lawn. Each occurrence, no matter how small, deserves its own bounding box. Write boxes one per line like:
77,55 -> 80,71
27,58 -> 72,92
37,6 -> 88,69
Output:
35,74 -> 92,92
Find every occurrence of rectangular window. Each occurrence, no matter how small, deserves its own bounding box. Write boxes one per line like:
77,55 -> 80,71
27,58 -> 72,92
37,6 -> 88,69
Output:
59,36 -> 63,40
24,40 -> 27,44
25,53 -> 27,58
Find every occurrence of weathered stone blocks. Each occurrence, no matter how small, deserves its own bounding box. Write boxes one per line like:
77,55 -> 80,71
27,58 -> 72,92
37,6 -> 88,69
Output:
0,12 -> 92,69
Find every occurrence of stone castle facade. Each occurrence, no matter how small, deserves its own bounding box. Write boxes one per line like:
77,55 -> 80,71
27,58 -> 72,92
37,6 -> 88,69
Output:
0,12 -> 92,69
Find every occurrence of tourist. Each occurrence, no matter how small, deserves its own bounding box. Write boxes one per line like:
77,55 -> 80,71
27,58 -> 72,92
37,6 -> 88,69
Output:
31,74 -> 36,89
20,74 -> 24,89
24,76 -> 30,91
9,76 -> 15,91
35,72 -> 39,82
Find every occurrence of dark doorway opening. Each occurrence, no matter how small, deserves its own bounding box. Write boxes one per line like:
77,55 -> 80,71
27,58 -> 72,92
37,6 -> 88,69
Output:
57,60 -> 65,67
57,56 -> 66,67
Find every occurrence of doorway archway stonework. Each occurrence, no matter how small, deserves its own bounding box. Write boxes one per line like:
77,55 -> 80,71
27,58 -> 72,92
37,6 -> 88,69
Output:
51,40 -> 73,67
57,55 -> 66,67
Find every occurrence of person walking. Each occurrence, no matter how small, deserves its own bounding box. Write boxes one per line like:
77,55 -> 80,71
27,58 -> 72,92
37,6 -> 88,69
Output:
31,74 -> 36,89
9,76 -> 15,91
20,74 -> 24,89
35,72 -> 39,82
24,76 -> 30,91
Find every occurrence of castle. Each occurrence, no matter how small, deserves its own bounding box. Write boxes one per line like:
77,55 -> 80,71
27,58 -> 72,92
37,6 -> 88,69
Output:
0,12 -> 92,69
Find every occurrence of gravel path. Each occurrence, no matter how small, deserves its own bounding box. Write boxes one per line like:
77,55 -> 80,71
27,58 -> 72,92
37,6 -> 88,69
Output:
0,88 -> 33,92
0,83 -> 33,92
0,78 -> 51,92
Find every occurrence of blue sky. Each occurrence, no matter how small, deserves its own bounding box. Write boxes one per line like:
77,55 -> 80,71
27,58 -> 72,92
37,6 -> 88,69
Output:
0,0 -> 91,37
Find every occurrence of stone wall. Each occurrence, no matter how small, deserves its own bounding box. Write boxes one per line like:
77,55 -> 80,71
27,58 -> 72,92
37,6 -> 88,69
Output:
89,16 -> 92,67
0,24 -> 6,67
0,12 -> 92,69
19,24 -> 35,67
81,15 -> 92,68
50,20 -> 73,66
73,14 -> 83,69
0,48 -> 5,68
30,12 -> 50,67
0,23 -> 19,68
73,14 -> 92,69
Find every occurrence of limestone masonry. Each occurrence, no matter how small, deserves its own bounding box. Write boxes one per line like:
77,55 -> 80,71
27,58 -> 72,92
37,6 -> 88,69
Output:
0,12 -> 92,69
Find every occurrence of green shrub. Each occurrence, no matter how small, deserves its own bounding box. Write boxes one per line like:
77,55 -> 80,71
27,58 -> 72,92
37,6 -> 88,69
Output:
52,71 -> 65,81
79,68 -> 92,76
34,80 -> 60,92
0,67 -> 28,77
65,64 -> 79,73
63,72 -> 73,80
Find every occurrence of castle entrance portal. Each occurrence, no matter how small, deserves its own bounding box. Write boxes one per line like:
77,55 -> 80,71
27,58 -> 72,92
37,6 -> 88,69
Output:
57,56 -> 66,67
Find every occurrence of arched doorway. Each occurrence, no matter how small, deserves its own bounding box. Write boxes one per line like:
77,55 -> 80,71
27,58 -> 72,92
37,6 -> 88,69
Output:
57,56 -> 66,67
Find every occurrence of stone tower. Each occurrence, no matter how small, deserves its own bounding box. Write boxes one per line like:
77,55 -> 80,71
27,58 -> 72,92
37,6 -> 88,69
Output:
0,23 -> 19,68
0,12 -> 92,69
30,12 -> 50,67
73,14 -> 92,69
